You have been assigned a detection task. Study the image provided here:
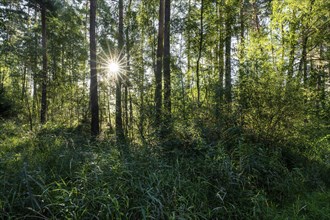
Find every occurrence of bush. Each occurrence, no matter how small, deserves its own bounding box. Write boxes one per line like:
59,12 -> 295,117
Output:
0,90 -> 16,118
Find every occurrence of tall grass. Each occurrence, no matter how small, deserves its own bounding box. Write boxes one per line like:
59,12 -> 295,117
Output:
0,121 -> 329,219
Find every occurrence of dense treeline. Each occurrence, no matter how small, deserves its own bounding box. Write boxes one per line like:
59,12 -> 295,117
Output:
0,0 -> 329,218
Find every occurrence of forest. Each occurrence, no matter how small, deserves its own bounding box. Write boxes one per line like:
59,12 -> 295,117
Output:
0,0 -> 329,219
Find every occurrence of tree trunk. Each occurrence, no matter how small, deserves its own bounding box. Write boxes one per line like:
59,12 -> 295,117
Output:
196,0 -> 204,106
107,86 -> 113,132
129,91 -> 133,140
225,14 -> 232,104
22,64 -> 33,130
216,0 -> 224,116
298,34 -> 308,86
40,1 -> 47,124
288,44 -> 295,78
319,45 -> 326,111
253,2 -> 260,33
116,0 -> 125,144
125,0 -> 132,139
163,0 -> 171,125
239,0 -> 245,78
187,0 -> 192,100
288,12 -> 296,78
155,0 -> 165,128
139,29 -> 145,141
90,0 -> 100,137
32,9 -> 38,124
21,64 -> 27,101
124,85 -> 128,136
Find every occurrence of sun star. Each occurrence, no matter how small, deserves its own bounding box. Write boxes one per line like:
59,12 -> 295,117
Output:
98,44 -> 127,82
108,61 -> 120,74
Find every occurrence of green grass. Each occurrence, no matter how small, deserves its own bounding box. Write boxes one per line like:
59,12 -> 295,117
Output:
0,120 -> 329,219
265,190 -> 330,220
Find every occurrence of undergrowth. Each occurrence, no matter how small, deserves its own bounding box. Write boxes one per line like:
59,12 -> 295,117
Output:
0,120 -> 329,219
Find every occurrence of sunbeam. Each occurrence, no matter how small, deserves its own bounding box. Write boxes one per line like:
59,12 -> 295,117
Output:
107,61 -> 120,74
98,42 -> 127,82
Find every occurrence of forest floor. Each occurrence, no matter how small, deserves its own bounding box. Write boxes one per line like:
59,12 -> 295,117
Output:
0,120 -> 329,219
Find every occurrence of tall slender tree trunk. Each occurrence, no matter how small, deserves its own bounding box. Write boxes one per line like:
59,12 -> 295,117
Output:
288,12 -> 297,79
22,64 -> 33,130
139,29 -> 145,141
82,0 -> 89,123
187,0 -> 192,100
253,2 -> 260,33
139,60 -> 145,141
288,44 -> 295,78
239,0 -> 245,78
125,0 -> 132,139
155,0 -> 165,128
196,0 -> 204,106
107,86 -> 113,132
299,34 -> 308,85
225,14 -> 232,104
163,0 -> 171,124
124,86 -> 128,135
40,1 -> 47,124
216,0 -> 224,116
90,0 -> 100,137
299,0 -> 314,86
116,0 -> 125,144
21,64 -> 27,101
98,88 -> 103,130
281,24 -> 285,74
0,67 -> 3,92
129,91 -> 133,140
319,45 -> 326,111
32,9 -> 38,124
178,36 -> 187,122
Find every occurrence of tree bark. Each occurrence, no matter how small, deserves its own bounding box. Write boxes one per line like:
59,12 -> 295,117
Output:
288,12 -> 297,79
90,0 -> 100,137
40,1 -> 47,124
225,13 -> 232,104
129,91 -> 133,139
125,0 -> 132,138
155,0 -> 165,128
116,0 -> 125,144
163,0 -> 171,122
196,0 -> 204,106
298,35 -> 308,85
139,29 -> 145,141
124,85 -> 128,135
216,0 -> 224,115
239,0 -> 245,78
187,0 -> 192,99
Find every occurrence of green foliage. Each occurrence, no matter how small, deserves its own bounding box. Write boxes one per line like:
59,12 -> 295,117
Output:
238,74 -> 305,144
0,90 -> 16,118
264,190 -> 330,220
1,0 -> 329,218
1,121 -> 329,219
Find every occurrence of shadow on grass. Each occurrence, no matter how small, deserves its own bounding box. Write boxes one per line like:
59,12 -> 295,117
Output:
0,120 -> 329,219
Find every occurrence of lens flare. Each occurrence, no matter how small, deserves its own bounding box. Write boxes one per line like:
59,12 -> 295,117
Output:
108,62 -> 120,74
98,43 -> 127,82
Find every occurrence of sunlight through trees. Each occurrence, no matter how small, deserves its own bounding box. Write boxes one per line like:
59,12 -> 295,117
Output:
0,0 -> 329,218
